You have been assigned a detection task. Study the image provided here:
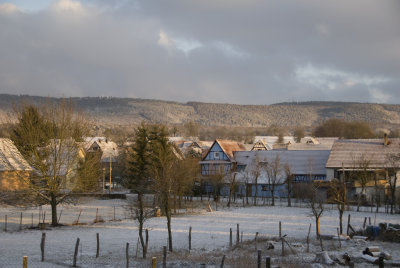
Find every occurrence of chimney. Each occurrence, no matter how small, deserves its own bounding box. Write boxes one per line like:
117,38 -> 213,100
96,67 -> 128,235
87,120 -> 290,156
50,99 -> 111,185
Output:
384,133 -> 388,146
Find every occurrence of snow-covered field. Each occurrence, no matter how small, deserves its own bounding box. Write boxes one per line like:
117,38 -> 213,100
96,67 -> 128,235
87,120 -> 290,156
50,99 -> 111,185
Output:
0,197 -> 399,267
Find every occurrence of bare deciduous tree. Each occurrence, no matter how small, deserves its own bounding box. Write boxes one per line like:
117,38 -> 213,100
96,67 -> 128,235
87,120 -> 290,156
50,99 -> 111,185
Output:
385,153 -> 400,214
265,154 -> 282,206
11,100 -> 97,226
308,186 -> 324,238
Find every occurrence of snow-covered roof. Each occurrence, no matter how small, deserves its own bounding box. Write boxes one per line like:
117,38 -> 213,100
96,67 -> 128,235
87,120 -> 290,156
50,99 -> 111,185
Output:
326,138 -> 400,169
85,137 -> 119,162
234,150 -> 330,184
0,138 -> 31,171
287,143 -> 333,150
254,136 -> 295,146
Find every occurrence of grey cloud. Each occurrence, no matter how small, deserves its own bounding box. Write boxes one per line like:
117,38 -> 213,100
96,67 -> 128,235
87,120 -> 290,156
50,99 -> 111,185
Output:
0,0 -> 399,104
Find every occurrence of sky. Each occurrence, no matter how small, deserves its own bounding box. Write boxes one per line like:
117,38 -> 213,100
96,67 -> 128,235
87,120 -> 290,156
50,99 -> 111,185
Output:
0,0 -> 399,105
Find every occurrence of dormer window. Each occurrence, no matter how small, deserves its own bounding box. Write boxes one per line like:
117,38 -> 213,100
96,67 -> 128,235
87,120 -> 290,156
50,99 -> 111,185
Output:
214,152 -> 220,159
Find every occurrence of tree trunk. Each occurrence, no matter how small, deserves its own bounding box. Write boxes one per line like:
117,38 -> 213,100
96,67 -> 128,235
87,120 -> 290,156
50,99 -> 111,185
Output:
339,209 -> 343,234
137,193 -> 147,258
254,181 -> 258,206
245,183 -> 249,205
50,194 -> 58,226
271,189 -> 275,206
316,217 -> 320,238
164,193 -> 173,252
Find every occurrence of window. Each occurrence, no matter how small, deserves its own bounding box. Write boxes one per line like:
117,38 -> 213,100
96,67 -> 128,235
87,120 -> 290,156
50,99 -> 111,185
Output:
214,152 -> 220,159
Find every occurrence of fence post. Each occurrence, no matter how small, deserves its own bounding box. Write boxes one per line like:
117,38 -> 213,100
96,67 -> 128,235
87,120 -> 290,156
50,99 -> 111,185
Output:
189,226 -> 192,251
346,214 -> 351,235
40,232 -> 46,261
220,255 -> 226,268
73,238 -> 80,267
163,246 -> 167,268
236,224 -> 240,245
96,233 -> 100,258
257,250 -> 261,268
23,256 -> 28,268
266,256 -> 271,268
126,242 -> 129,268
20,212 -> 23,231
152,257 -> 156,268
229,228 -> 232,248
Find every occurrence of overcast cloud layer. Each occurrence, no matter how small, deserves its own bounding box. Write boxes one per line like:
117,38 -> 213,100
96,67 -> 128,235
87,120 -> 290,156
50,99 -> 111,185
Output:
0,0 -> 399,104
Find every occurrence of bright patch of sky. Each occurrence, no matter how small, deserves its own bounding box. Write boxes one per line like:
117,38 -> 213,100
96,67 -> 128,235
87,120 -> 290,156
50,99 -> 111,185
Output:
0,0 -> 52,12
294,64 -> 390,91
213,41 -> 249,59
158,30 -> 202,55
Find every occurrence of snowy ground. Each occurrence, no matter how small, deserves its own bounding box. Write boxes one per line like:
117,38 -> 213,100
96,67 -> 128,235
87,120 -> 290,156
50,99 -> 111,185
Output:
0,197 -> 399,267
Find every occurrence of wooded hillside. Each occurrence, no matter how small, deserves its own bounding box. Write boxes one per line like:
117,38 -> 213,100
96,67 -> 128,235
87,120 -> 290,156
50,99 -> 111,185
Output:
1,94 -> 400,130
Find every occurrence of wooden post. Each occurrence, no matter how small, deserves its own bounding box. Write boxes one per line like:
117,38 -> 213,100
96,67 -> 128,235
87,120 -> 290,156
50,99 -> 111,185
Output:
257,250 -> 261,268
236,224 -> 240,245
279,221 -> 282,238
23,256 -> 28,268
255,232 -> 259,250
76,210 -> 82,224
152,257 -> 156,268
58,210 -> 62,225
135,237 -> 139,258
96,233 -> 100,258
20,212 -> 23,231
126,242 -> 129,268
346,214 -> 351,235
145,229 -> 149,257
306,223 -> 311,253
189,226 -> 192,251
4,215 -> 7,232
266,256 -> 271,268
229,228 -> 232,248
337,228 -> 341,248
163,246 -> 167,268
40,232 -> 46,261
368,217 -> 371,225
378,255 -> 384,268
220,255 -> 226,268
73,238 -> 80,267
319,235 -> 324,251
280,221 -> 284,256
363,217 -> 367,230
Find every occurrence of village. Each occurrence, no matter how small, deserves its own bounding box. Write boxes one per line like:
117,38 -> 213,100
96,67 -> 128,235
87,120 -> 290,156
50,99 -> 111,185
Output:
0,1 -> 399,266
1,111 -> 400,267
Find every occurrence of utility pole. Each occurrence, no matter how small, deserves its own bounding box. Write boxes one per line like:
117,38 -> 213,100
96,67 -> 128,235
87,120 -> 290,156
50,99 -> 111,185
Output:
109,155 -> 112,195
103,167 -> 106,193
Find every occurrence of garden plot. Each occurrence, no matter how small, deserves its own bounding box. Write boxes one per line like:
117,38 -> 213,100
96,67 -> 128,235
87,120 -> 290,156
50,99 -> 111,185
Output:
0,198 -> 399,267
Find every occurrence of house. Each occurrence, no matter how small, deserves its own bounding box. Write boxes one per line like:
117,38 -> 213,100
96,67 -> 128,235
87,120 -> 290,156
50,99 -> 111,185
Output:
251,140 -> 271,151
234,150 -> 331,198
84,137 -> 121,188
0,138 -> 31,191
254,136 -> 295,150
326,137 -> 400,203
199,139 -> 247,194
200,139 -> 247,176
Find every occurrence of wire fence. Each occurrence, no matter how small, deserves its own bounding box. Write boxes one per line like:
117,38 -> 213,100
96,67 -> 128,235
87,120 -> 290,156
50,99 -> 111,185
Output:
0,195 -> 390,233
1,222 -> 301,268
